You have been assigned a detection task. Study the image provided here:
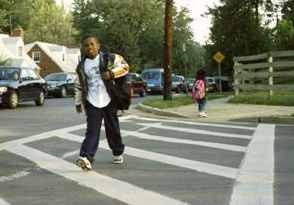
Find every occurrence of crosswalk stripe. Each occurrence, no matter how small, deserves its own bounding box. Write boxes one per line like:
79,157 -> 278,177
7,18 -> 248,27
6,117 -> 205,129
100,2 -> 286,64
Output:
0,170 -> 30,182
230,124 -> 275,205
121,130 -> 247,152
58,133 -> 238,179
126,115 -> 256,130
137,123 -> 252,139
8,143 -> 189,205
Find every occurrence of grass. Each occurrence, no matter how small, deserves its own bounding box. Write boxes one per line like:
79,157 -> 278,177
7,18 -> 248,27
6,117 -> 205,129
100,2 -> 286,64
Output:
142,90 -> 294,108
229,93 -> 294,106
142,92 -> 233,109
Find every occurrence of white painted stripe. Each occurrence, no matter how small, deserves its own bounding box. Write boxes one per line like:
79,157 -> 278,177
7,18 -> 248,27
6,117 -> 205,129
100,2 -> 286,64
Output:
121,130 -> 246,152
0,198 -> 10,205
0,170 -> 30,182
58,133 -> 238,179
230,124 -> 275,205
126,115 -> 256,130
1,124 -> 86,146
8,144 -> 189,205
62,150 -> 79,159
138,123 -> 252,139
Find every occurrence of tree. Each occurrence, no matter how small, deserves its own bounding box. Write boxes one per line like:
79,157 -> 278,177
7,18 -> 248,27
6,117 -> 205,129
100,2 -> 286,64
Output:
25,0 -> 77,45
0,0 -> 34,34
281,0 -> 294,26
72,0 -> 204,74
205,0 -> 274,77
275,19 -> 294,50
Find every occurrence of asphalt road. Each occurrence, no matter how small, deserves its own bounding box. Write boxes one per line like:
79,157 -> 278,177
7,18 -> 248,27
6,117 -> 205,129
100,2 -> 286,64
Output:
0,96 -> 293,205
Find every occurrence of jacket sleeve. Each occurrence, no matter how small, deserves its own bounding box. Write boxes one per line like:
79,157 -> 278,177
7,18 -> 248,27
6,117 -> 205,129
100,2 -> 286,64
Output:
74,72 -> 82,106
111,54 -> 129,78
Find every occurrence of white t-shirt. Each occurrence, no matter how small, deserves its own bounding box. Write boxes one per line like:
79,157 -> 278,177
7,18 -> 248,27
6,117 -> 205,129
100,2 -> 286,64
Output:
84,55 -> 111,108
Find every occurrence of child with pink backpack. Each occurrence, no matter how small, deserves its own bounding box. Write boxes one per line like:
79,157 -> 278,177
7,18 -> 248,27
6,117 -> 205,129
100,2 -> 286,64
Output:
192,69 -> 207,118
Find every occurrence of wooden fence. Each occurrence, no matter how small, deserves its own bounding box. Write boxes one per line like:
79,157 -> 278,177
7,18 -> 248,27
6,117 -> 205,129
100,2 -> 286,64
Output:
233,50 -> 294,96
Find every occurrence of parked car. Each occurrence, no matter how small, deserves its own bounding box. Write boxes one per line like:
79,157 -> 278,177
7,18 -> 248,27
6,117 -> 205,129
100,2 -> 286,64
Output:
214,76 -> 233,91
205,77 -> 217,92
0,66 -> 46,109
141,68 -> 164,94
44,72 -> 76,98
186,78 -> 195,92
126,72 -> 147,97
172,75 -> 187,93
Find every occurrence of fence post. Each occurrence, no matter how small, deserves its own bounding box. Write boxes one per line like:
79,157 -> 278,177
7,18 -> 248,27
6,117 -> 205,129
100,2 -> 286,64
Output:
268,52 -> 274,96
233,59 -> 240,96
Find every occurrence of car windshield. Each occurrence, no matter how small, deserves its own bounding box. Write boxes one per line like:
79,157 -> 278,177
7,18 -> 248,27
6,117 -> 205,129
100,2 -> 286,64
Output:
45,74 -> 66,81
126,74 -> 134,81
141,71 -> 160,80
0,67 -> 20,81
172,76 -> 180,82
186,79 -> 194,83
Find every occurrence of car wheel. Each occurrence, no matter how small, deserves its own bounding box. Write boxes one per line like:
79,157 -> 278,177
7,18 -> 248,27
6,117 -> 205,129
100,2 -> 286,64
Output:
35,90 -> 45,106
8,91 -> 18,109
139,89 -> 145,97
60,86 -> 67,98
176,86 -> 180,93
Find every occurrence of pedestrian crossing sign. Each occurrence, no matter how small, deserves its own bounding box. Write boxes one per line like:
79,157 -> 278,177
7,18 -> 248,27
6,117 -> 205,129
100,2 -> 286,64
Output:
213,51 -> 225,63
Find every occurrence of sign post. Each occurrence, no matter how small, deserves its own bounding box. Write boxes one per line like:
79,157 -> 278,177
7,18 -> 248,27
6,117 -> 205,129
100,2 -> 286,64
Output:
213,51 -> 225,92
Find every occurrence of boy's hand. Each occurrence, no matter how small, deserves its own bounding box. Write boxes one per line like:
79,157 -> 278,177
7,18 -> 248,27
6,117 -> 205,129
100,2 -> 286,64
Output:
76,105 -> 82,114
101,70 -> 114,80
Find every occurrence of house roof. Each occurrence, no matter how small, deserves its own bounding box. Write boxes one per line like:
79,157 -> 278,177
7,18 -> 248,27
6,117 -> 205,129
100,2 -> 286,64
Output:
25,41 -> 81,73
0,34 -> 40,70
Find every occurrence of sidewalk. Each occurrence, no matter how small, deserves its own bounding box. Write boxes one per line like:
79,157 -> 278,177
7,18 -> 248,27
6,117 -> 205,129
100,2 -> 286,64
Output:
135,96 -> 294,124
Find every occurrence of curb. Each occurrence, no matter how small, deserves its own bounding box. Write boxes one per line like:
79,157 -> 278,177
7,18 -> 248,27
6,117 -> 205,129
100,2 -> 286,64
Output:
136,103 -> 188,118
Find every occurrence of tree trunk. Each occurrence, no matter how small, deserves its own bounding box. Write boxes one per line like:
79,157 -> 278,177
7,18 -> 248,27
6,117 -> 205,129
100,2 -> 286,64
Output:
163,0 -> 173,100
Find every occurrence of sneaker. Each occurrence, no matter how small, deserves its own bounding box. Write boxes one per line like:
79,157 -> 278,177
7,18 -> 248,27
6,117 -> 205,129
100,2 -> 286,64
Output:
113,155 -> 124,164
199,112 -> 208,118
201,112 -> 208,118
76,156 -> 92,171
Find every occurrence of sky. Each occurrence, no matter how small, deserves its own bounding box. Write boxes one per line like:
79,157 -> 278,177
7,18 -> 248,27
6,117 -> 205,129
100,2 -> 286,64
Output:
56,0 -> 220,45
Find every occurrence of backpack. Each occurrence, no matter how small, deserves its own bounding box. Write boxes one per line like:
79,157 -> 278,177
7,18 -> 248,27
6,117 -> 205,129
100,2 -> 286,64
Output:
192,80 -> 204,100
101,53 -> 131,112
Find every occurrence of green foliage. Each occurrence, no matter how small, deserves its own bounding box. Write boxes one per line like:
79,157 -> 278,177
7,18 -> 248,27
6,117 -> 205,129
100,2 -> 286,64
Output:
281,0 -> 294,26
142,92 -> 233,109
25,0 -> 77,45
72,0 -> 204,74
0,0 -> 34,33
205,0 -> 274,77
229,94 -> 294,106
275,19 -> 294,50
0,59 -> 8,65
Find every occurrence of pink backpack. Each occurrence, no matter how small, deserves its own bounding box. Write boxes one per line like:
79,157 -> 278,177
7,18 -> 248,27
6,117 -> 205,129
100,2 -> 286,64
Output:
192,80 -> 205,100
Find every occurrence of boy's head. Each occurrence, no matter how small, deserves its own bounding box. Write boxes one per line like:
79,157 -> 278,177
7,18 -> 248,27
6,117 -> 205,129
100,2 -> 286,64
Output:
81,35 -> 100,59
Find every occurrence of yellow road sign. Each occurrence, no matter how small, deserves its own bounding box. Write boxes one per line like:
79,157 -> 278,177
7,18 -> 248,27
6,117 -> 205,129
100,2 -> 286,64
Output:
213,51 -> 225,63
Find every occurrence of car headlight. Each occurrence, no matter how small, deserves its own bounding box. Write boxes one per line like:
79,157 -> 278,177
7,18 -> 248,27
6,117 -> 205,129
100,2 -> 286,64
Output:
0,87 -> 8,93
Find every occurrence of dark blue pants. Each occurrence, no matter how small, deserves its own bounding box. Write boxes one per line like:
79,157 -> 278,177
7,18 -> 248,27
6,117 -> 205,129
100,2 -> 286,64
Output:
197,98 -> 206,112
80,100 -> 124,163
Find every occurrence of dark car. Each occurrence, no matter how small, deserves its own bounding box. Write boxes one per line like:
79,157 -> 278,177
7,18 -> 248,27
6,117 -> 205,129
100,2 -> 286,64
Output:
172,75 -> 187,93
0,66 -> 46,109
45,72 -> 76,98
126,73 -> 147,97
186,78 -> 195,92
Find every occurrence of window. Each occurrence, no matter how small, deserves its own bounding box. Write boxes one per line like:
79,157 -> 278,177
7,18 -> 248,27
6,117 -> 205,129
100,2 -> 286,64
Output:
32,52 -> 41,63
27,69 -> 39,80
20,69 -> 30,81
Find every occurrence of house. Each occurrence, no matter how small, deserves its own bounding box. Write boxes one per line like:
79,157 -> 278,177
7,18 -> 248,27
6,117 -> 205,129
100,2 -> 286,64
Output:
0,29 -> 40,70
25,41 -> 81,77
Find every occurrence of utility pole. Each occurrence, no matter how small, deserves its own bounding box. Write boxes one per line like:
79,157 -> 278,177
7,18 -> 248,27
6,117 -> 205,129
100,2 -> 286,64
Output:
163,0 -> 173,100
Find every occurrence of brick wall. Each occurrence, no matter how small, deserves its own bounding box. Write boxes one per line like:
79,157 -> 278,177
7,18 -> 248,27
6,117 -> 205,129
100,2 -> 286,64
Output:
27,45 -> 62,77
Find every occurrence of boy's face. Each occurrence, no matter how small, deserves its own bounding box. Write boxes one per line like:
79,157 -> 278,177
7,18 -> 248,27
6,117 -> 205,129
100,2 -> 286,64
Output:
83,37 -> 100,59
